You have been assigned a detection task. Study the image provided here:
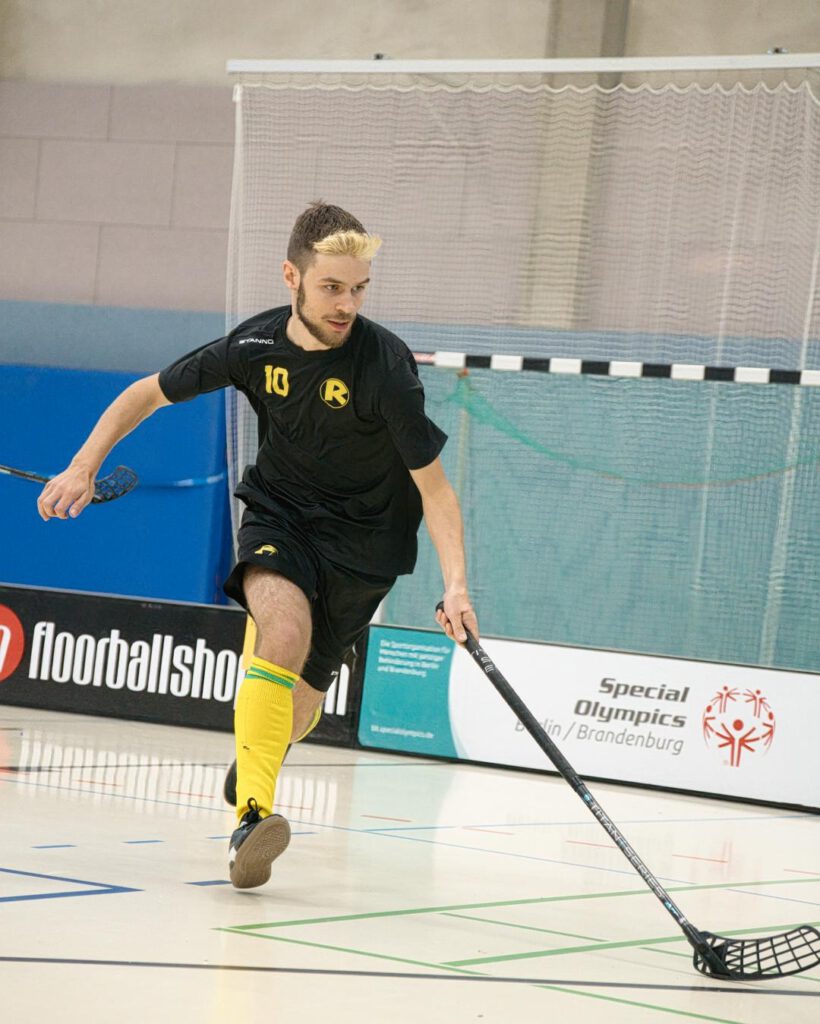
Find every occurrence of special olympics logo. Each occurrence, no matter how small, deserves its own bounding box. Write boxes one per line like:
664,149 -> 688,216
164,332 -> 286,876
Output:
702,686 -> 776,767
0,604 -> 26,682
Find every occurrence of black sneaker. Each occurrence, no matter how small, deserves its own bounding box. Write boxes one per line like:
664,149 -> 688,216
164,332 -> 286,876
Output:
228,798 -> 291,889
223,748 -> 291,807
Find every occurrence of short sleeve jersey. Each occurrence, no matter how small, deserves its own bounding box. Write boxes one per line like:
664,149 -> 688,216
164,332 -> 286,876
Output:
158,306 -> 447,577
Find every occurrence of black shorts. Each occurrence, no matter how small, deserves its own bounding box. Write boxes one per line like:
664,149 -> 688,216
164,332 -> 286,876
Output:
223,502 -> 395,692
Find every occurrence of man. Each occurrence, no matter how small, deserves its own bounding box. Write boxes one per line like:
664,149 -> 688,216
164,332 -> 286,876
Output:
37,201 -> 478,890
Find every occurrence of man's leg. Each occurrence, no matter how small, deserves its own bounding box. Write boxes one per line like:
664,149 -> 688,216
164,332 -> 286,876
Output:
223,612 -> 324,806
228,567 -> 311,889
235,567 -> 312,819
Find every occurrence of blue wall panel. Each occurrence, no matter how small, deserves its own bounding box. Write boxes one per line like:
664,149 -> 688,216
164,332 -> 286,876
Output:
0,365 -> 234,604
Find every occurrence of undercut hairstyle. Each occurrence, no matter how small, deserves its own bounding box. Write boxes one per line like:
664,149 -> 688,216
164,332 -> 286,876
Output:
287,201 -> 382,272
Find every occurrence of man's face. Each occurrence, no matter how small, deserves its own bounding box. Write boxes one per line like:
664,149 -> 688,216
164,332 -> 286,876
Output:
289,254 -> 371,349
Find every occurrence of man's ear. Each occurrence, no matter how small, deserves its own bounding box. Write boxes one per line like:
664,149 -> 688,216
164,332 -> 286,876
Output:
282,259 -> 300,291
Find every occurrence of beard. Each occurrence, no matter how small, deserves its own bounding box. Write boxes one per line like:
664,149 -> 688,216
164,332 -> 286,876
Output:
296,283 -> 353,349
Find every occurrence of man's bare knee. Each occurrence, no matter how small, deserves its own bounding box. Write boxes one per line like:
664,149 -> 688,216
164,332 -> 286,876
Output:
243,567 -> 312,673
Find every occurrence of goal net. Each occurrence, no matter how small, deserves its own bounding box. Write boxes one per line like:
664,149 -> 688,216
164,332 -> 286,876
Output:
226,57 -> 820,671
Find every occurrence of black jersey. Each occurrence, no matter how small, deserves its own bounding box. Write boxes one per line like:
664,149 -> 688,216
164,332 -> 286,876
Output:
158,306 -> 447,576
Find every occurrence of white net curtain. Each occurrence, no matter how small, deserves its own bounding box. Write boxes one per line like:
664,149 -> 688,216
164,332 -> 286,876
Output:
224,60 -> 820,670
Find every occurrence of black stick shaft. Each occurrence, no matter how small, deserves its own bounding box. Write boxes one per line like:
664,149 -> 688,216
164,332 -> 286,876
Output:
0,464 -> 49,484
462,630 -> 714,958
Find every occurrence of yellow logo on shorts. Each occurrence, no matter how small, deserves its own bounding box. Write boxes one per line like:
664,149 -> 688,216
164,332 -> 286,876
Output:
254,544 -> 278,556
320,378 -> 350,408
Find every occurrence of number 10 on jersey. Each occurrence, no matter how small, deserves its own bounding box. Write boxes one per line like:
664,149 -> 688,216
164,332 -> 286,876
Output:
265,365 -> 289,396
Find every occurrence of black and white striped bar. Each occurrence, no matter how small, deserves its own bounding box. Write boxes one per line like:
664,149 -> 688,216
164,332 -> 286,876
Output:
413,352 -> 820,386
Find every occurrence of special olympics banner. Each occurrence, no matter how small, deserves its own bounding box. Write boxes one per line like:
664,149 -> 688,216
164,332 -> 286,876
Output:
359,625 -> 820,811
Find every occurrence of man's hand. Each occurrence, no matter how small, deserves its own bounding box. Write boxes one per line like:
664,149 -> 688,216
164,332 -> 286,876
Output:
35,373 -> 169,523
435,592 -> 478,646
37,463 -> 96,521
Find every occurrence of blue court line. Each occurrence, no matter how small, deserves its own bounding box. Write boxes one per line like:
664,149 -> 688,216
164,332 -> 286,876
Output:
0,774 -> 227,815
123,840 -> 164,845
5,772 -> 816,894
275,818 -> 694,882
360,832 -> 820,907
363,813 -> 812,833
3,775 -> 812,837
186,880 -> 231,887
361,830 -> 694,883
31,844 -> 76,849
725,888 -> 820,909
0,867 -> 140,903
4,776 -> 813,894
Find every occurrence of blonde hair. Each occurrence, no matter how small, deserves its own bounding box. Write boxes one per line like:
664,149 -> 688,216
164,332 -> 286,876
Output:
313,229 -> 382,262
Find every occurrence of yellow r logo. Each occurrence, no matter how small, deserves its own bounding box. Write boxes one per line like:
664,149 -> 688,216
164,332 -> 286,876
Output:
320,378 -> 350,408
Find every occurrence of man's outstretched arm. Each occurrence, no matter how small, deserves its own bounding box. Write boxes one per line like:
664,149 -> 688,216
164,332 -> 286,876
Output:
410,457 -> 478,644
37,373 -> 170,522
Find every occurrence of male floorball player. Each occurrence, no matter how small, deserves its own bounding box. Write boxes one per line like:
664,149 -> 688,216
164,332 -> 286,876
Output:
37,201 -> 478,890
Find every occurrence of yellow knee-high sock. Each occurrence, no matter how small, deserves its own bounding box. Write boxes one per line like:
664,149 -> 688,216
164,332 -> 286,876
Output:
234,657 -> 298,821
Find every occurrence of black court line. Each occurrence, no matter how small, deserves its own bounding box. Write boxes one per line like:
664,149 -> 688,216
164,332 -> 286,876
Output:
0,956 -> 816,995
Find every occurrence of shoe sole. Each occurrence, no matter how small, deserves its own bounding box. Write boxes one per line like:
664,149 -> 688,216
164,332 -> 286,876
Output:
230,814 -> 291,889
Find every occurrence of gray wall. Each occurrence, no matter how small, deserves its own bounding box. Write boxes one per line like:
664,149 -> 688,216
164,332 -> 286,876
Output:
1,0 -> 818,370
1,82 -> 233,313
2,1 -> 818,83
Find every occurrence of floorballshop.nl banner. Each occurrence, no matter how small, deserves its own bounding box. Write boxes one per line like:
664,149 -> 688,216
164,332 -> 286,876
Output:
0,584 -> 247,730
358,625 -> 820,811
0,584 -> 359,743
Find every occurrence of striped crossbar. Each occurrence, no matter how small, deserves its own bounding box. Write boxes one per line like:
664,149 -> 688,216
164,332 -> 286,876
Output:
413,352 -> 820,386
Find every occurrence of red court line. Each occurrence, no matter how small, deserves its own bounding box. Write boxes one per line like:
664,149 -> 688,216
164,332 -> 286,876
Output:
273,804 -> 313,811
361,814 -> 413,822
76,779 -> 121,787
566,840 -> 612,850
167,791 -> 216,799
783,868 -> 820,876
672,854 -> 728,864
463,827 -> 514,836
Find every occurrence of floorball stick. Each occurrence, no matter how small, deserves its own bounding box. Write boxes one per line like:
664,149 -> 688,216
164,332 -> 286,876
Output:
0,464 -> 138,505
437,606 -> 820,980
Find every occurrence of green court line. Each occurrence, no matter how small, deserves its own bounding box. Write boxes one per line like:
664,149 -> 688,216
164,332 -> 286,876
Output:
219,926 -> 768,1024
533,985 -> 752,1024
227,875 -> 820,932
447,933 -> 691,966
646,946 -> 700,961
441,911 -> 605,943
445,920 -> 820,967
